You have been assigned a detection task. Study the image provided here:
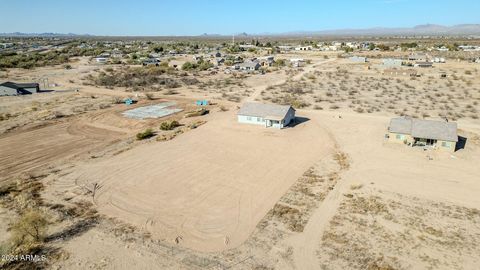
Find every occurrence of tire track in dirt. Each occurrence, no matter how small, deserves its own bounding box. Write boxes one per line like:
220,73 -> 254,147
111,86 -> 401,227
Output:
0,113 -> 127,182
289,121 -> 352,270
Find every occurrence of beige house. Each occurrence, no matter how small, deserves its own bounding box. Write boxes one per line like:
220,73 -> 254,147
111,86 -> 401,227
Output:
387,117 -> 458,152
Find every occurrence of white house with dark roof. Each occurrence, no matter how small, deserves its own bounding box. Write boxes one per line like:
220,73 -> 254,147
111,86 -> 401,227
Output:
237,102 -> 296,129
387,116 -> 458,152
235,61 -> 260,72
0,81 -> 40,96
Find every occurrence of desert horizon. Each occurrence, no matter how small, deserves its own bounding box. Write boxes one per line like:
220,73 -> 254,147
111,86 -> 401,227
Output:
1,1 -> 480,270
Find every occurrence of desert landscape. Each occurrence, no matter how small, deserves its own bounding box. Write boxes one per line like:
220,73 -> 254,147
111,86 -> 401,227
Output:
1,2 -> 480,269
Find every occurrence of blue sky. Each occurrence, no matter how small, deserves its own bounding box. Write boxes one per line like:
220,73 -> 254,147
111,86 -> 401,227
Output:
1,0 -> 479,36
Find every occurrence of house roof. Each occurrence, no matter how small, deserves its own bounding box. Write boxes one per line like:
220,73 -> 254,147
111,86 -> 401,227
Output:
389,117 -> 412,134
238,102 -> 294,119
238,61 -> 260,68
389,117 -> 458,142
0,81 -> 39,89
415,61 -> 433,66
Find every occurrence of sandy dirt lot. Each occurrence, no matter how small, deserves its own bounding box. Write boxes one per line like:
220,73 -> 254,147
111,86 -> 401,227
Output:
45,110 -> 480,270
289,111 -> 480,270
53,109 -> 334,252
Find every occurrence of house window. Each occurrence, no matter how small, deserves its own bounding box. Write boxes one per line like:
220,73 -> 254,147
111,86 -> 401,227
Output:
396,134 -> 402,140
246,116 -> 252,121
257,117 -> 262,122
442,141 -> 448,147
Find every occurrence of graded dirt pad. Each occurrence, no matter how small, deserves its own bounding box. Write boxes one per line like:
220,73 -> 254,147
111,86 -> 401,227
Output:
58,110 -> 334,252
0,119 -> 126,182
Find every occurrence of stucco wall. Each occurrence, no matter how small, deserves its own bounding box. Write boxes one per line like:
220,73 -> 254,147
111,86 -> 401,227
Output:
437,140 -> 456,152
0,86 -> 18,96
389,132 -> 457,152
238,115 -> 266,126
388,132 -> 414,144
238,108 -> 295,129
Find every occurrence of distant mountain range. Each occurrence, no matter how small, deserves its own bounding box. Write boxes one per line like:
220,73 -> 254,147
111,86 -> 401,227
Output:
0,32 -> 93,37
2,24 -> 480,38
280,24 -> 480,36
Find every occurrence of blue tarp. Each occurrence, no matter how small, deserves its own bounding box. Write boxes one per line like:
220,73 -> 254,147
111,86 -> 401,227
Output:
124,98 -> 135,105
195,100 -> 209,106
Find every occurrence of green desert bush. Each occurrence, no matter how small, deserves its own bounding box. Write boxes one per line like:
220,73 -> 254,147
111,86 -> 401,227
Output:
160,120 -> 180,131
184,108 -> 208,118
136,128 -> 154,140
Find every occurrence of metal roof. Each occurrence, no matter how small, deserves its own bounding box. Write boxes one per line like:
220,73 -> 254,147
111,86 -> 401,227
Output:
238,102 -> 294,119
0,81 -> 39,89
389,116 -> 458,142
238,61 -> 260,68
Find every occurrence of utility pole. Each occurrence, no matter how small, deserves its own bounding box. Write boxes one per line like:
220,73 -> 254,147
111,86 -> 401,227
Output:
232,34 -> 235,46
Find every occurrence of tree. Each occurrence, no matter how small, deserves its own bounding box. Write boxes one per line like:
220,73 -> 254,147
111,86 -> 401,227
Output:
153,46 -> 164,53
377,44 -> 390,51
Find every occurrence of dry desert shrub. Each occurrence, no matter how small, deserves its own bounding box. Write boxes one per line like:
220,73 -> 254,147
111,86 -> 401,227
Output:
318,192 -> 480,270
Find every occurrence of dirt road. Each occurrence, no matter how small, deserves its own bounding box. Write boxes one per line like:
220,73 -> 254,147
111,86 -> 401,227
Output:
245,58 -> 337,102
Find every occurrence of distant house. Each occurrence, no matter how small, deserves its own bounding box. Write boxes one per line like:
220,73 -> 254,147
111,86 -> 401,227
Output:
459,45 -> 480,52
387,116 -> 458,152
349,56 -> 368,63
235,61 -> 261,71
98,52 -> 111,58
414,61 -> 433,68
95,57 -> 108,63
237,102 -> 296,129
0,81 -> 40,96
295,46 -> 312,51
142,58 -> 160,66
258,56 -> 275,66
239,44 -> 256,50
436,46 -> 449,52
111,52 -> 124,58
278,45 -> 293,52
408,54 -> 427,62
382,58 -> 403,67
432,57 -> 446,63
290,58 -> 306,67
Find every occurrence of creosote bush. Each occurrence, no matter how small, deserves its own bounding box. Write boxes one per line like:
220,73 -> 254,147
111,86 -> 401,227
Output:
160,120 -> 180,131
136,128 -> 154,140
